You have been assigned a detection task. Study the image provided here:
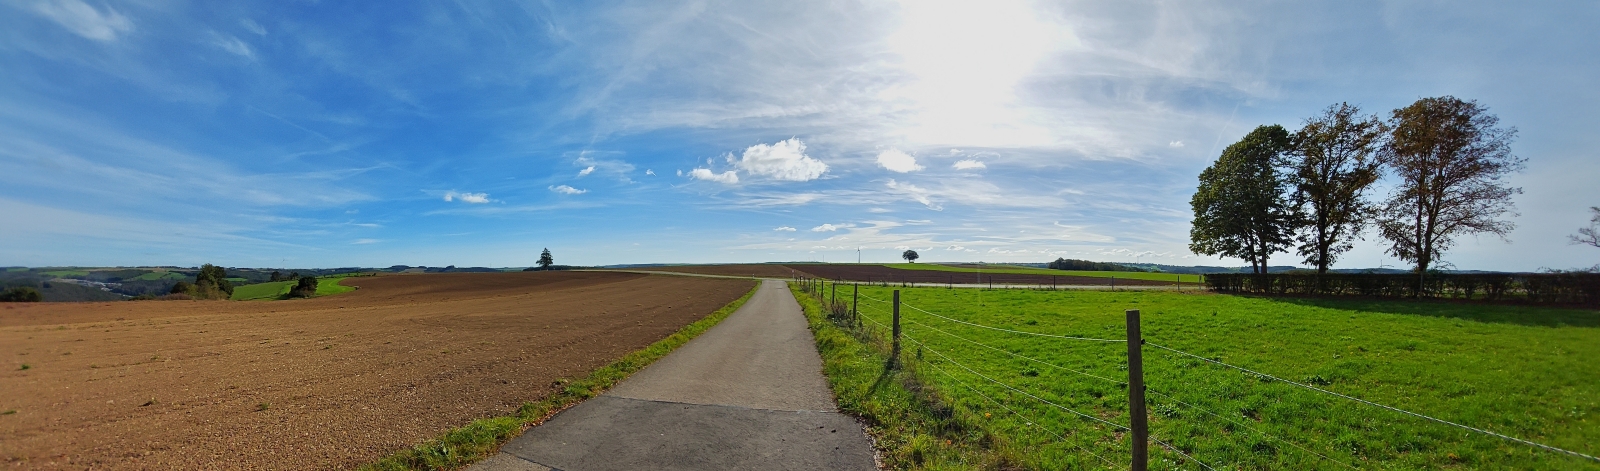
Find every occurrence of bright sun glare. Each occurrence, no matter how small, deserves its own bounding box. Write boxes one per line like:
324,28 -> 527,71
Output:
886,0 -> 1075,148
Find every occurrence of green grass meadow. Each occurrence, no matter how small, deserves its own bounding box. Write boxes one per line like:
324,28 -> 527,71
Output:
230,274 -> 362,301
811,284 -> 1599,470
886,263 -> 1205,284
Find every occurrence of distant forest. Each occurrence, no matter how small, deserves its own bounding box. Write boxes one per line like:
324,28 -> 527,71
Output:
1045,258 -> 1149,272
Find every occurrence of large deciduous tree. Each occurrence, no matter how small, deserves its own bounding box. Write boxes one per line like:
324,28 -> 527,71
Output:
1572,206 -> 1600,249
902,249 -> 919,263
1190,125 -> 1297,274
1378,96 -> 1524,276
1290,103 -> 1386,274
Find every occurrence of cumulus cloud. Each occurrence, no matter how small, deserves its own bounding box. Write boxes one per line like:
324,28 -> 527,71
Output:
774,226 -> 797,231
548,185 -> 587,195
577,166 -> 595,177
688,168 -> 739,184
731,138 -> 827,181
443,191 -> 491,203
945,245 -> 965,251
30,0 -> 133,41
1169,141 -> 1185,148
885,179 -> 942,211
952,159 -> 986,170
811,223 -> 854,232
876,148 -> 923,173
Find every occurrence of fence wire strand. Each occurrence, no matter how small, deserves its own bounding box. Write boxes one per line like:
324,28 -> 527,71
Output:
1148,342 -> 1600,463
901,317 -> 1125,386
901,331 -> 1131,433
919,355 -> 1129,471
894,299 -> 1127,343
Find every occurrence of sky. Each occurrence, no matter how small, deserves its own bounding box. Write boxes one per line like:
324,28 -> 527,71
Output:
2,0 -> 1597,270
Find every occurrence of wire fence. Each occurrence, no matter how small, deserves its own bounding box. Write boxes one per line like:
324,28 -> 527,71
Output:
794,275 -> 1600,470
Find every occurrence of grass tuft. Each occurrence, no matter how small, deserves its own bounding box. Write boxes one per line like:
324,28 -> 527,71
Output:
358,282 -> 760,471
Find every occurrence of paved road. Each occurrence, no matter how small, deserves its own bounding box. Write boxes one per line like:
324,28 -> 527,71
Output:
470,279 -> 876,471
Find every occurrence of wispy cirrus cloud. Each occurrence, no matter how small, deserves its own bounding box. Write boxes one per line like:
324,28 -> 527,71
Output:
27,0 -> 132,41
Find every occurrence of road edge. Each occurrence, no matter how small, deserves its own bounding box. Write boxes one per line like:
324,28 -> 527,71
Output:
358,278 -> 762,471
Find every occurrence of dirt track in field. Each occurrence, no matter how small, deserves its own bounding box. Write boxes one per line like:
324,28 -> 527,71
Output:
0,272 -> 754,470
784,264 -> 1174,286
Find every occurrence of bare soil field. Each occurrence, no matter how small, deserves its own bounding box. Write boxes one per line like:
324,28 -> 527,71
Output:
622,264 -> 799,278
0,271 -> 754,470
785,263 -> 1172,286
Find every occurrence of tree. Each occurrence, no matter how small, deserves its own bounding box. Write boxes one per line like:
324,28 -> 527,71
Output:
289,276 -> 319,298
537,248 -> 554,270
1289,103 -> 1387,274
902,249 -> 920,263
1189,125 -> 1298,274
194,264 -> 234,298
1572,206 -> 1600,248
169,281 -> 193,295
0,286 -> 42,302
1377,96 -> 1524,277
269,271 -> 283,282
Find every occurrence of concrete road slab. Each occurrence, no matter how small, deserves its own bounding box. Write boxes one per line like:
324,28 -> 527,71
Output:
605,279 -> 836,411
499,396 -> 873,471
471,280 -> 876,471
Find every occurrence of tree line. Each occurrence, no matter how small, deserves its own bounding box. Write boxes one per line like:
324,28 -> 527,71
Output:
1190,96 -> 1526,275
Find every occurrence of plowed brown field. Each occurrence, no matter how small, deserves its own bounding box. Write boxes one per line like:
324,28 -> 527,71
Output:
0,271 -> 754,470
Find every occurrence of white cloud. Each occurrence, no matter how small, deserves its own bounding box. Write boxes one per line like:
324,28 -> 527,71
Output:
689,168 -> 739,184
946,245 -> 966,251
572,155 -> 635,181
876,148 -> 923,173
952,159 -> 986,170
885,179 -> 942,211
443,191 -> 492,203
352,238 -> 380,245
240,18 -> 266,35
868,207 -> 891,213
731,138 -> 827,181
29,0 -> 132,41
645,169 -> 655,176
774,226 -> 797,231
1169,141 -> 1185,148
210,32 -> 254,59
548,185 -> 588,195
811,223 -> 854,232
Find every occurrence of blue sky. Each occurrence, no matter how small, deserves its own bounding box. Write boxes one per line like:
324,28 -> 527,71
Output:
2,0 -> 1597,270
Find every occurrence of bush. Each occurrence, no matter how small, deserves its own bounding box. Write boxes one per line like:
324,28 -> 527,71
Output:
169,281 -> 193,295
0,287 -> 42,302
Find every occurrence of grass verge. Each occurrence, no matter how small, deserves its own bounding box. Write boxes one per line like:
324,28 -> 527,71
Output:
358,281 -> 760,471
790,282 -> 1031,470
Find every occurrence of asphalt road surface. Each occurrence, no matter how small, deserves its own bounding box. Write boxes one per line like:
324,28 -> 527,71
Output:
471,279 -> 876,471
